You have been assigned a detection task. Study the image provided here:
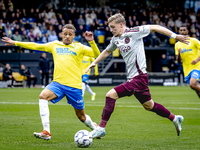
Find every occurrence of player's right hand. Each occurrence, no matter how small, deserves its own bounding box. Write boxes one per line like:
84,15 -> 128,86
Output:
176,35 -> 190,45
85,63 -> 96,73
2,37 -> 15,46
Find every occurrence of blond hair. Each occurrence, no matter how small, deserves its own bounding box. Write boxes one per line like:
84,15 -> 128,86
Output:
62,24 -> 76,32
108,13 -> 126,25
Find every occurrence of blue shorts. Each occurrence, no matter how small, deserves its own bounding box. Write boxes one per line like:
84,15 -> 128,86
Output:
82,74 -> 89,84
185,69 -> 200,84
45,81 -> 84,110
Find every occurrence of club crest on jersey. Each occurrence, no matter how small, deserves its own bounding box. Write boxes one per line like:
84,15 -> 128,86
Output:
125,37 -> 130,44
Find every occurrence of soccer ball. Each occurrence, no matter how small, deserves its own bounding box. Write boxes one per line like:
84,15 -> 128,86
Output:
74,130 -> 93,148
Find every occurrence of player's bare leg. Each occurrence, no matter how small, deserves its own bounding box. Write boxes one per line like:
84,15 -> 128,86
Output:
74,108 -> 97,130
33,89 -> 57,140
190,78 -> 200,98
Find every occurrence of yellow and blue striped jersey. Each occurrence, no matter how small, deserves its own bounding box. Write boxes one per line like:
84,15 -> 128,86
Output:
81,56 -> 98,76
175,37 -> 200,77
15,40 -> 100,89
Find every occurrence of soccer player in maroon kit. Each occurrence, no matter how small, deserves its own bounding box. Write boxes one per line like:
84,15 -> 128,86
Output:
86,13 -> 189,138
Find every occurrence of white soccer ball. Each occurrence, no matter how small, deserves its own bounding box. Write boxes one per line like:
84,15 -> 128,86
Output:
74,130 -> 93,148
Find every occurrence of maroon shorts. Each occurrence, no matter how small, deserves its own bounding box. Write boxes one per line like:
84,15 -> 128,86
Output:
114,73 -> 151,104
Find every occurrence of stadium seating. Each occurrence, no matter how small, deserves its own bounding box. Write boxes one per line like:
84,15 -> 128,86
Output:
97,35 -> 105,44
0,72 -> 27,87
12,72 -> 24,82
22,17 -> 27,23
28,18 -> 36,23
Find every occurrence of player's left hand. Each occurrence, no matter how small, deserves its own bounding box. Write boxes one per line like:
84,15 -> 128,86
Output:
176,35 -> 190,45
191,59 -> 198,65
85,31 -> 94,41
85,62 -> 96,73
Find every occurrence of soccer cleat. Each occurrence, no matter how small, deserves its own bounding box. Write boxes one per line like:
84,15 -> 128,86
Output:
173,115 -> 184,136
90,128 -> 106,139
33,130 -> 51,140
91,93 -> 96,101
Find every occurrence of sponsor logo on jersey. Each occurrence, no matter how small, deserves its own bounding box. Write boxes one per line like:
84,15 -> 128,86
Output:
118,45 -> 131,53
56,48 -> 77,56
82,60 -> 89,63
181,48 -> 192,53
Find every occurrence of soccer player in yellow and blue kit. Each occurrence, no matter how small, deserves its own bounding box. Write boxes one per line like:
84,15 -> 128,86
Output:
175,25 -> 200,98
2,24 -> 100,140
82,56 -> 98,100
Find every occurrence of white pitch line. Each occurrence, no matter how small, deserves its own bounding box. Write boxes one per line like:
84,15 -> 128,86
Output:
1,102 -> 200,110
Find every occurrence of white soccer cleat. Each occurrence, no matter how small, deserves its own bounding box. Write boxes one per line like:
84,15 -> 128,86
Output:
173,115 -> 184,136
90,128 -> 106,139
91,93 -> 96,101
33,130 -> 51,140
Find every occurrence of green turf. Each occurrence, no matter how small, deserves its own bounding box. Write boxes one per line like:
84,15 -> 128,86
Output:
0,86 -> 200,150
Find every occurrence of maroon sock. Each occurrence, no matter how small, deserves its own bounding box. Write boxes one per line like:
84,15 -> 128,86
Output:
150,102 -> 175,121
99,97 -> 116,128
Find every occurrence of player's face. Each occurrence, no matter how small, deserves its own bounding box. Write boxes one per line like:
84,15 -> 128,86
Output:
179,27 -> 189,35
109,21 -> 123,37
62,28 -> 75,45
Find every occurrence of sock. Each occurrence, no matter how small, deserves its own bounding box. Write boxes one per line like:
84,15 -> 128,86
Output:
39,99 -> 50,133
97,126 -> 105,131
86,84 -> 94,95
83,114 -> 96,130
99,120 -> 107,128
150,102 -> 175,121
82,82 -> 86,96
99,97 -> 116,128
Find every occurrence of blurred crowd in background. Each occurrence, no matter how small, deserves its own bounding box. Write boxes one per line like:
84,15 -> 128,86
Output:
0,0 -> 200,52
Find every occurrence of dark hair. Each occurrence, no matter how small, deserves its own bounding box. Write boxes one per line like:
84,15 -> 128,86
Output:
179,25 -> 188,30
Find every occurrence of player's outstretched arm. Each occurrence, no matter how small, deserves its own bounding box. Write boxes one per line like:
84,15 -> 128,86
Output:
85,49 -> 111,73
2,36 -> 47,51
149,25 -> 189,45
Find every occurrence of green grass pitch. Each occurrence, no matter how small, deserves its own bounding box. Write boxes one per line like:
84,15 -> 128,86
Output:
0,86 -> 200,150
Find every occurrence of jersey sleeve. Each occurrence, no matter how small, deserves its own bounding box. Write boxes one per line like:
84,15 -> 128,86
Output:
174,43 -> 179,55
106,38 -> 117,52
82,40 -> 100,58
136,25 -> 150,39
15,41 -> 53,53
194,38 -> 200,50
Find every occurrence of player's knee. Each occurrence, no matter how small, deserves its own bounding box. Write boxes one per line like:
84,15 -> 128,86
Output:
39,92 -> 49,100
39,93 -> 46,99
142,100 -> 154,111
143,105 -> 152,111
106,89 -> 118,99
